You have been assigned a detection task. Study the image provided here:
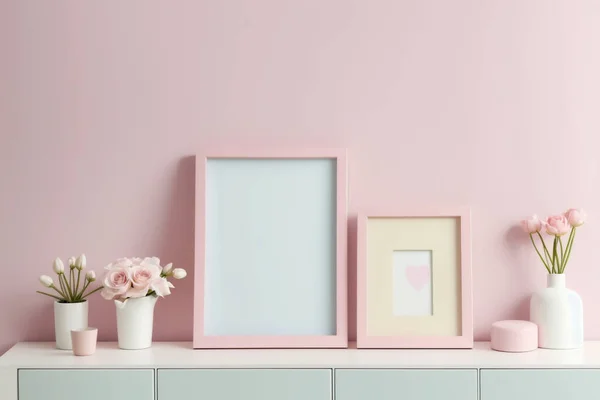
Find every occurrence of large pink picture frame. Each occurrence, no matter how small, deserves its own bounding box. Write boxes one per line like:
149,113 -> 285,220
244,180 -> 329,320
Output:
356,209 -> 473,349
193,148 -> 348,349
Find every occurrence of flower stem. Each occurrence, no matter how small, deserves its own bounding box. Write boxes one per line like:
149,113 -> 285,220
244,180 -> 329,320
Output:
60,274 -> 73,302
75,269 -> 81,300
536,232 -> 552,267
70,269 -> 74,294
81,286 -> 103,299
58,275 -> 64,294
552,237 -> 558,274
565,226 -> 576,251
50,284 -> 67,301
559,236 -> 565,270
67,270 -> 71,299
36,291 -> 62,301
79,281 -> 90,299
562,227 -> 577,273
530,234 -> 551,273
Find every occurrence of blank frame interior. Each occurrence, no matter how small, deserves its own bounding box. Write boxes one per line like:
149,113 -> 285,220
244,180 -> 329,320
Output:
206,158 -> 336,335
194,150 -> 347,348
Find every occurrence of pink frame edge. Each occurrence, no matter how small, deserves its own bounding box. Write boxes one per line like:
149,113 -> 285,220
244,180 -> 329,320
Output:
193,148 -> 348,349
356,209 -> 473,349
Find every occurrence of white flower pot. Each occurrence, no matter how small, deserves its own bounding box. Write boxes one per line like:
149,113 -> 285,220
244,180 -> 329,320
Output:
530,274 -> 583,349
115,295 -> 158,350
54,301 -> 88,350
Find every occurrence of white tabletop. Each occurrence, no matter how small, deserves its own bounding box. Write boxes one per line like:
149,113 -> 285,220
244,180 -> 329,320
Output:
2,341 -> 600,369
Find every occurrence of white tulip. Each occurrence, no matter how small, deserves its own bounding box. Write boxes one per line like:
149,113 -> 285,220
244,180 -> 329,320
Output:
40,275 -> 54,287
172,268 -> 187,279
53,258 -> 65,274
67,257 -> 76,267
75,254 -> 86,270
162,263 -> 173,275
85,270 -> 96,282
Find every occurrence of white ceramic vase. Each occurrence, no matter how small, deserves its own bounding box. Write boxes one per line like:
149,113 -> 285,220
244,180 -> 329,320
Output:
115,295 -> 158,350
530,274 -> 583,349
54,300 -> 88,350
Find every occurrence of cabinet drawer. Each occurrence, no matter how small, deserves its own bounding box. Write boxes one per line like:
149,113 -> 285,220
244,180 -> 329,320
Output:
335,369 -> 477,400
480,369 -> 600,400
158,368 -> 331,400
18,369 -> 154,400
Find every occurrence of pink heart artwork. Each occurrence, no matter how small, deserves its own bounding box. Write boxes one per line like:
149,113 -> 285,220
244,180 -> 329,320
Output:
405,265 -> 431,291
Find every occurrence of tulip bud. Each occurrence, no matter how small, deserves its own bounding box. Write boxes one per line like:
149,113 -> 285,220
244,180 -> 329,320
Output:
162,263 -> 173,276
565,208 -> 586,228
75,254 -> 86,270
520,215 -> 542,234
40,275 -> 54,288
545,214 -> 571,236
68,257 -> 76,267
53,258 -> 65,274
85,270 -> 96,282
172,268 -> 187,279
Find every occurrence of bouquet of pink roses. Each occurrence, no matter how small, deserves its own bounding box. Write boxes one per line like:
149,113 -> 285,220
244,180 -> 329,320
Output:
101,257 -> 186,301
521,208 -> 586,274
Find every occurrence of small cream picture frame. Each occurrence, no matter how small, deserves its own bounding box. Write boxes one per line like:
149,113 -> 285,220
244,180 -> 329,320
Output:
356,210 -> 473,349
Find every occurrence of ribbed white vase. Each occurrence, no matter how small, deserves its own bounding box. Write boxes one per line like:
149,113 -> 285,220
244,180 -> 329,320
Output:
530,274 -> 583,349
54,301 -> 88,350
115,295 -> 158,350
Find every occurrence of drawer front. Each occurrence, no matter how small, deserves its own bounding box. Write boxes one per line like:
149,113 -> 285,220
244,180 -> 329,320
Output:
481,369 -> 600,400
158,369 -> 331,400
18,369 -> 154,400
335,369 -> 478,400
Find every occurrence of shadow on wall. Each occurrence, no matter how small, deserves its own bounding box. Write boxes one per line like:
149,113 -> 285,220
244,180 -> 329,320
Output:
347,215 -> 357,341
89,155 -> 197,342
503,224 -> 535,321
152,155 -> 196,341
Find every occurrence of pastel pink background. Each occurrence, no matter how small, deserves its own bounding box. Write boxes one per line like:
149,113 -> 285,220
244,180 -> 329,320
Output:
1,1 -> 599,355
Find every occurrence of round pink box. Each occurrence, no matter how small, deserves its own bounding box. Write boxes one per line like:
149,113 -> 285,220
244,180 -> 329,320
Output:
490,320 -> 538,352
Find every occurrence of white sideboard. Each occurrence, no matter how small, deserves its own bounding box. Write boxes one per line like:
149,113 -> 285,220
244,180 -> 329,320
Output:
3,341 -> 600,400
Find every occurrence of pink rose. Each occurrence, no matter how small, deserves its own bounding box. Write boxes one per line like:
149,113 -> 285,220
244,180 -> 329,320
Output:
521,215 -> 542,234
545,214 -> 571,236
101,266 -> 132,300
565,208 -> 586,227
126,263 -> 161,298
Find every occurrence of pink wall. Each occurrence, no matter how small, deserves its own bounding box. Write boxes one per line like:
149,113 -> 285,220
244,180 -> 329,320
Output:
2,1 -> 600,355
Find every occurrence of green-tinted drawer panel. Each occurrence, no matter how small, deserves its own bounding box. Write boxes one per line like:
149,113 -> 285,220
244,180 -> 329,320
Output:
158,369 -> 331,400
18,369 -> 154,400
335,369 -> 478,400
481,369 -> 600,400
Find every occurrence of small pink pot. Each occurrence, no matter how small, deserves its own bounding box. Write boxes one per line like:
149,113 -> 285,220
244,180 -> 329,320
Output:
70,327 -> 98,356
